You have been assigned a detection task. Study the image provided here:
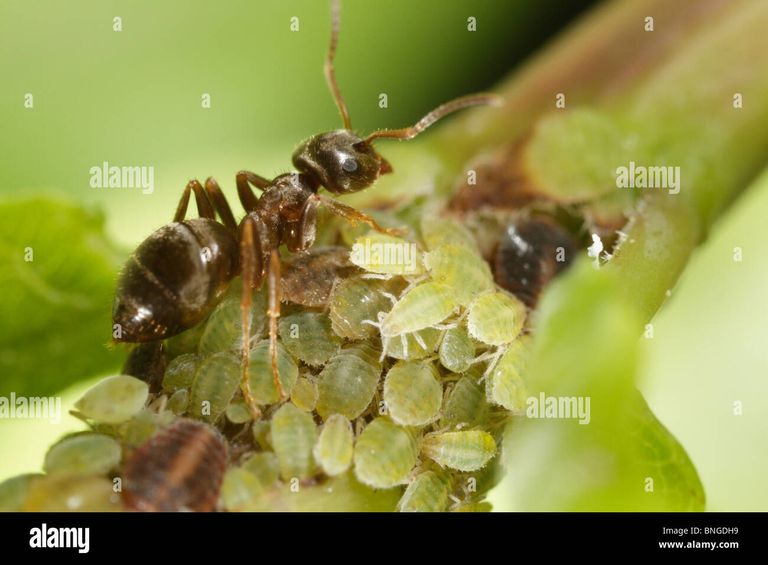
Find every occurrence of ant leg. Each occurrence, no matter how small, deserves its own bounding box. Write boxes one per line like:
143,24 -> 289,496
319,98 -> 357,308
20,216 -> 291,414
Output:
284,197 -> 319,252
266,250 -> 285,401
236,171 -> 272,212
239,214 -> 268,420
204,177 -> 237,231
173,180 -> 216,222
312,194 -> 404,236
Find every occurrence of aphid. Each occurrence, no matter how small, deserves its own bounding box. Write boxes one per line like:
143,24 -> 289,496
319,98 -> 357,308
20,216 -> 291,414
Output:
438,326 -> 475,374
329,276 -> 397,340
166,389 -> 189,415
315,350 -> 380,420
421,430 -> 496,472
290,376 -> 318,412
280,246 -> 358,308
121,341 -> 166,393
270,404 -> 317,481
440,376 -> 489,429
122,418 -> 227,512
397,471 -> 450,512
120,408 -> 175,448
493,217 -> 577,308
380,282 -> 457,337
23,475 -> 122,512
247,339 -> 298,405
313,413 -> 354,477
383,361 -> 442,427
73,375 -> 149,424
424,243 -> 495,306
486,336 -> 530,413
110,0 -> 499,418
278,311 -> 340,367
353,418 -> 418,489
43,433 -> 122,477
188,351 -> 240,423
420,216 -> 478,252
0,474 -> 40,512
384,327 -> 441,361
161,353 -> 198,392
197,290 -> 266,357
220,468 -> 264,512
225,401 -> 253,424
241,452 -> 280,488
349,232 -> 425,276
466,291 -> 526,347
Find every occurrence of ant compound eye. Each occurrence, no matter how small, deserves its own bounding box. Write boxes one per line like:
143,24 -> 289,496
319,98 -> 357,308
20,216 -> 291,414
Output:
341,157 -> 358,173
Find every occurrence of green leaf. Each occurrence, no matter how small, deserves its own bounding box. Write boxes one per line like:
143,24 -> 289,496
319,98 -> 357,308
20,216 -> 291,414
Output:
0,197 -> 125,396
494,261 -> 705,510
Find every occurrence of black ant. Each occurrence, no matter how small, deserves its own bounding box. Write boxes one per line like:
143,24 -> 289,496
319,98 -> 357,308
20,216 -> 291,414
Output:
112,0 -> 501,418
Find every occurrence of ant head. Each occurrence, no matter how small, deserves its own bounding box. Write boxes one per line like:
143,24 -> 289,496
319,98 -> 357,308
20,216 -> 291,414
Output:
292,130 -> 392,194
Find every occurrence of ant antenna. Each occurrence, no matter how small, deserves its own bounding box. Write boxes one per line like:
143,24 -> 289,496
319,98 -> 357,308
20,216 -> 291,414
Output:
325,0 -> 352,129
364,93 -> 503,143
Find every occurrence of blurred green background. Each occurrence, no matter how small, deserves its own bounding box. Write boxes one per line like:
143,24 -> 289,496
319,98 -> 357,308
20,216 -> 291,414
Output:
1,0 -> 766,511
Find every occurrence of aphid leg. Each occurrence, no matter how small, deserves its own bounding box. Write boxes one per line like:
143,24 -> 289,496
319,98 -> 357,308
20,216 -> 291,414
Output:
412,331 -> 427,351
173,179 -> 216,222
267,249 -> 286,401
203,177 -> 238,231
312,194 -> 405,236
239,216 -> 265,420
236,170 -> 272,212
400,334 -> 408,358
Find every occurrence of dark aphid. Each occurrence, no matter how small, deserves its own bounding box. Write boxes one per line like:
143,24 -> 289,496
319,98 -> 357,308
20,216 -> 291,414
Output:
281,246 -> 358,308
122,418 -> 227,512
111,0 -> 500,417
493,218 -> 577,308
121,341 -> 166,394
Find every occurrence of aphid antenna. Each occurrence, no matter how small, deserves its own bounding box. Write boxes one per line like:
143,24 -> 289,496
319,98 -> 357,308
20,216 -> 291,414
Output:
380,291 -> 399,307
360,273 -> 392,281
398,274 -> 429,297
399,334 -> 409,359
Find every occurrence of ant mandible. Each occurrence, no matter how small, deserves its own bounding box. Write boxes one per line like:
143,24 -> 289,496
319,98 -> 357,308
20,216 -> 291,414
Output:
112,0 -> 501,419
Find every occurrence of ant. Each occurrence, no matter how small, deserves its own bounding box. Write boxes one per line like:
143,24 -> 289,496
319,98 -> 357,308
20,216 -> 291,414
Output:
112,0 -> 501,419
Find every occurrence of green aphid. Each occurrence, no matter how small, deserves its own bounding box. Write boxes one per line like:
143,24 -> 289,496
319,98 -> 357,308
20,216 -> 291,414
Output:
353,418 -> 419,489
120,408 -> 173,447
43,433 -> 121,477
383,361 -> 442,427
74,375 -> 149,424
220,468 -> 264,511
247,339 -> 299,405
166,389 -> 189,415
438,326 -> 475,373
189,351 -> 240,423
198,291 -> 266,357
486,337 -> 530,413
424,244 -> 494,306
340,342 -> 383,367
161,353 -> 198,392
316,352 -> 381,420
381,282 -> 457,337
314,414 -> 354,476
251,421 -> 272,451
241,452 -> 280,488
279,312 -> 340,367
225,401 -> 253,424
384,327 -> 441,360
467,291 -> 526,346
440,376 -> 489,429
397,471 -> 450,512
421,430 -> 496,472
22,475 -> 122,512
164,321 -> 206,357
290,377 -> 318,412
329,276 -> 394,340
348,232 -> 425,276
420,216 -> 478,252
0,474 -> 41,512
270,404 -> 317,481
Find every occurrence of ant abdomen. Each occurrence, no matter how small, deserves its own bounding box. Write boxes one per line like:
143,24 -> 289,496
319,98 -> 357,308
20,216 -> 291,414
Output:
113,218 -> 238,342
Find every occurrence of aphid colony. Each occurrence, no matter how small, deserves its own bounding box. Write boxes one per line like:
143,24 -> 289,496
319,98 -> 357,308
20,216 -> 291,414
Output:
0,216 -> 548,512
